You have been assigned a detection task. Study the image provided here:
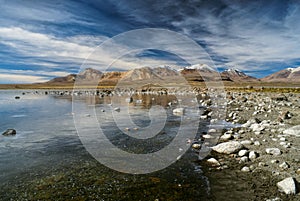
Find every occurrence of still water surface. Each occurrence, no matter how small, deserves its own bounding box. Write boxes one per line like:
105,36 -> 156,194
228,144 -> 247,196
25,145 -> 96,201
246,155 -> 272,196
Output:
0,90 -> 234,200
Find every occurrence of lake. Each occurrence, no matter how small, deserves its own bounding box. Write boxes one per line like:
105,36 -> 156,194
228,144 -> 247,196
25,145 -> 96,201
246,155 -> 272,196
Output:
0,90 -> 239,200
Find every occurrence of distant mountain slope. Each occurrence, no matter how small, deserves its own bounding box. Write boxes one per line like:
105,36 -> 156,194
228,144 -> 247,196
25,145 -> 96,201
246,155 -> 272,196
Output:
261,67 -> 300,82
77,68 -> 103,80
180,64 -> 229,81
47,74 -> 76,84
221,68 -> 257,82
121,66 -> 179,81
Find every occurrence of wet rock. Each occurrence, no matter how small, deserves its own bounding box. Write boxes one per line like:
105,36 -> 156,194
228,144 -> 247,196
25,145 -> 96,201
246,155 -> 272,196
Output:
266,148 -> 281,156
114,107 -> 120,112
277,177 -> 297,195
208,128 -> 217,133
173,108 -> 185,115
192,143 -> 201,149
212,141 -> 243,154
283,125 -> 300,136
202,134 -> 213,139
2,129 -> 16,136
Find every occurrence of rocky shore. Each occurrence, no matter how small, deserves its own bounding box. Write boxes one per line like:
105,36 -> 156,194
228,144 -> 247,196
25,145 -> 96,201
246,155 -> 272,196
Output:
196,91 -> 300,200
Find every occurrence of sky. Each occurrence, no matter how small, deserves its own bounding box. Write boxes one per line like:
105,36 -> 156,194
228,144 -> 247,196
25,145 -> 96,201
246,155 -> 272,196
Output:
1,0 -> 300,83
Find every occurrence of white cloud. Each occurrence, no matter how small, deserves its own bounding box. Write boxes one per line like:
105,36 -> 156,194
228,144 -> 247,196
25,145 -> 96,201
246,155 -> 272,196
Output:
0,27 -> 93,61
0,73 -> 48,84
0,27 -> 201,82
0,69 -> 70,77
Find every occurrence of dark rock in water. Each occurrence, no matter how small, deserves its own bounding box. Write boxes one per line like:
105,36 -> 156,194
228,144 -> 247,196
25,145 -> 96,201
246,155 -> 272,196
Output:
15,96 -> 20,99
2,129 -> 16,136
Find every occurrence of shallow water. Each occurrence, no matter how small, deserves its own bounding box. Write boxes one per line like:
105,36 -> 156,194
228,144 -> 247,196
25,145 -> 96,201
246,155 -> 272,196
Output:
0,91 -> 234,200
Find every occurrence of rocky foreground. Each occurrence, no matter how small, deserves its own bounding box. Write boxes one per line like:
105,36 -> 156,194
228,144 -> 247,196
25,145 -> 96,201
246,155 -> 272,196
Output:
194,91 -> 300,201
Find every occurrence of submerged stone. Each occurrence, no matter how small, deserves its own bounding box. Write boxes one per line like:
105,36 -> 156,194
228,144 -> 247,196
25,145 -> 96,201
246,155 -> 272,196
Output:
2,129 -> 16,136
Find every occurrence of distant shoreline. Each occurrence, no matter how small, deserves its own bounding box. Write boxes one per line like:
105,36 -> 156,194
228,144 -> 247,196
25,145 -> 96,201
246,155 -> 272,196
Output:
1,82 -> 300,94
1,81 -> 300,88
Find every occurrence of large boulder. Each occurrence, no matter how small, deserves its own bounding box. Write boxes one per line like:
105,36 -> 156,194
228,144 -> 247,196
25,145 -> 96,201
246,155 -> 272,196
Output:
2,129 -> 16,136
212,141 -> 243,154
277,177 -> 298,195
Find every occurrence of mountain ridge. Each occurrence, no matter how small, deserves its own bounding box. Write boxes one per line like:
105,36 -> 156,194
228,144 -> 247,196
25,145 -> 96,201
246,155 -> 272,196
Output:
46,65 -> 300,85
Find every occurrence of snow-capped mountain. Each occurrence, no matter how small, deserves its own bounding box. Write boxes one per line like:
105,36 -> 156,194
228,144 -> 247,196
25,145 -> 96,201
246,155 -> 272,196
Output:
179,64 -> 216,72
221,68 -> 257,82
261,67 -> 300,82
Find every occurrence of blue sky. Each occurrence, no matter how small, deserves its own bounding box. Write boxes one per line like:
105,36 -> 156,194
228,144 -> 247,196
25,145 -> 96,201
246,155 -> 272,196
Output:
1,0 -> 300,83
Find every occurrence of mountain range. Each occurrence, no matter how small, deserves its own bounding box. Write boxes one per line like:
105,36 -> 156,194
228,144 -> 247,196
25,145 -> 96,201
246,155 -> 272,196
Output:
46,65 -> 300,85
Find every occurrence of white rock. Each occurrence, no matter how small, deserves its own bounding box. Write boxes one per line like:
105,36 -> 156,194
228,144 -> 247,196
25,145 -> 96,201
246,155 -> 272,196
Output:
271,159 -> 279,164
114,107 -> 120,112
254,131 -> 262,135
266,148 -> 281,156
279,137 -> 286,141
277,177 -> 297,195
212,141 -> 243,154
250,124 -> 265,132
239,156 -> 249,163
220,133 -> 232,141
254,141 -> 261,146
208,128 -> 217,133
238,149 -> 248,157
279,162 -> 289,170
258,162 -> 267,167
200,115 -> 208,119
283,125 -> 300,136
265,197 -> 282,201
241,166 -> 251,172
192,143 -> 201,149
173,108 -> 185,115
279,142 -> 287,146
240,140 -> 253,145
207,158 -> 220,167
202,134 -> 213,139
249,151 -> 257,160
